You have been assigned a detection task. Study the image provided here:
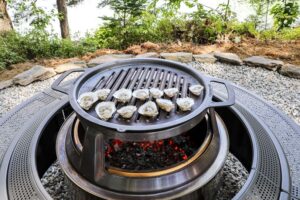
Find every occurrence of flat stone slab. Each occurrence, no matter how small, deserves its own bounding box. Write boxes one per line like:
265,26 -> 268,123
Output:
136,52 -> 160,58
87,54 -> 133,67
244,56 -> 284,71
214,52 -> 242,65
13,65 -> 56,86
0,79 -> 14,90
160,52 -> 193,63
193,54 -> 217,63
279,64 -> 300,79
54,61 -> 86,74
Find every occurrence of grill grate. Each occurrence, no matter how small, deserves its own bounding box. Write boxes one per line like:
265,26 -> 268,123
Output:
78,64 -> 204,126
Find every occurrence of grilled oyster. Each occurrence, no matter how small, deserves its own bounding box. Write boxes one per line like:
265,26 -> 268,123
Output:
133,89 -> 149,100
164,88 -> 179,98
156,99 -> 175,112
176,97 -> 195,111
117,106 -> 137,119
77,92 -> 98,110
138,101 -> 159,117
95,102 -> 116,121
94,88 -> 111,101
149,88 -> 164,99
113,88 -> 132,103
189,84 -> 204,96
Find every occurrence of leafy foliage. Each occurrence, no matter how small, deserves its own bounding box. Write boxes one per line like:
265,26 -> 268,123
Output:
270,1 -> 299,30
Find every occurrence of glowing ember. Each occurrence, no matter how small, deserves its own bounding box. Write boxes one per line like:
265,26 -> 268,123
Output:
104,133 -> 198,170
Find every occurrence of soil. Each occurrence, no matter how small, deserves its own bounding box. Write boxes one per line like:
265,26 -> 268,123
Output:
1,38 -> 299,82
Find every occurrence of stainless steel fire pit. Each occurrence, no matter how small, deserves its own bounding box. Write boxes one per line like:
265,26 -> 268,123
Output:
53,59 -> 233,199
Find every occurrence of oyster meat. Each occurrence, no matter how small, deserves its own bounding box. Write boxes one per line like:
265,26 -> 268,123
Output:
117,106 -> 137,119
113,88 -> 132,103
176,97 -> 195,111
156,99 -> 175,112
138,101 -> 159,117
95,102 -> 116,121
77,92 -> 98,110
94,89 -> 111,101
164,88 -> 179,98
189,84 -> 204,96
149,88 -> 164,99
133,89 -> 149,100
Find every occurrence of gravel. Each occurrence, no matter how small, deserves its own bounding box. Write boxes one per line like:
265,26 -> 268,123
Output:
190,62 -> 300,125
3,62 -> 297,199
1,63 -> 299,123
41,153 -> 248,200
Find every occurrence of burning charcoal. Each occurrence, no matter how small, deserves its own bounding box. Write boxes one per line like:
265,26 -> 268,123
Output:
77,92 -> 98,110
133,89 -> 149,100
95,102 -> 116,121
117,106 -> 137,119
94,88 -> 111,101
164,88 -> 179,98
150,88 -> 164,99
156,98 -> 175,112
189,84 -> 204,96
176,97 -> 195,111
138,101 -> 159,117
113,88 -> 132,103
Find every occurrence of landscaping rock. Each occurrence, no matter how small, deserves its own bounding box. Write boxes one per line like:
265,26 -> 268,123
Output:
136,52 -> 160,58
279,64 -> 300,79
87,54 -> 133,67
0,79 -> 14,90
243,56 -> 284,71
13,65 -> 56,86
54,61 -> 86,74
160,52 -> 193,63
193,54 -> 217,63
214,52 -> 243,65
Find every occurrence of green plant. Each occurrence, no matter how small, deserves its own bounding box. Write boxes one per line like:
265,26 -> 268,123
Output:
270,1 -> 299,30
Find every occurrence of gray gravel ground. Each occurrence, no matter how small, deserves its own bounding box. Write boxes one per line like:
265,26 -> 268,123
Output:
190,62 -> 300,125
1,62 -> 299,124
41,153 -> 248,200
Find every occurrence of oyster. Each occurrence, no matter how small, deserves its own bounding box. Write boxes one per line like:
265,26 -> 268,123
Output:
113,88 -> 132,103
95,102 -> 116,121
189,84 -> 204,96
138,101 -> 159,117
117,106 -> 137,119
156,99 -> 175,112
94,89 -> 111,101
176,97 -> 195,111
149,88 -> 164,99
77,92 -> 98,110
133,89 -> 149,100
164,88 -> 179,98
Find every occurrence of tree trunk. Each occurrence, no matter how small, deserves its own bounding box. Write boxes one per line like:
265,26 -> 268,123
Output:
0,0 -> 13,32
224,0 -> 230,21
57,0 -> 70,39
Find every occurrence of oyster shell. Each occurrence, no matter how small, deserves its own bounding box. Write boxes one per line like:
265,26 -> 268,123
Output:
156,99 -> 175,112
133,89 -> 149,100
117,106 -> 137,119
94,89 -> 111,101
149,88 -> 164,99
164,88 -> 179,98
189,84 -> 204,96
77,92 -> 98,110
138,101 -> 159,117
176,97 -> 195,111
95,102 -> 116,121
113,88 -> 132,103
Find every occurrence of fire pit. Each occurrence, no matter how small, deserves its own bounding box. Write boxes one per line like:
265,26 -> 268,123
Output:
54,59 -> 234,199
